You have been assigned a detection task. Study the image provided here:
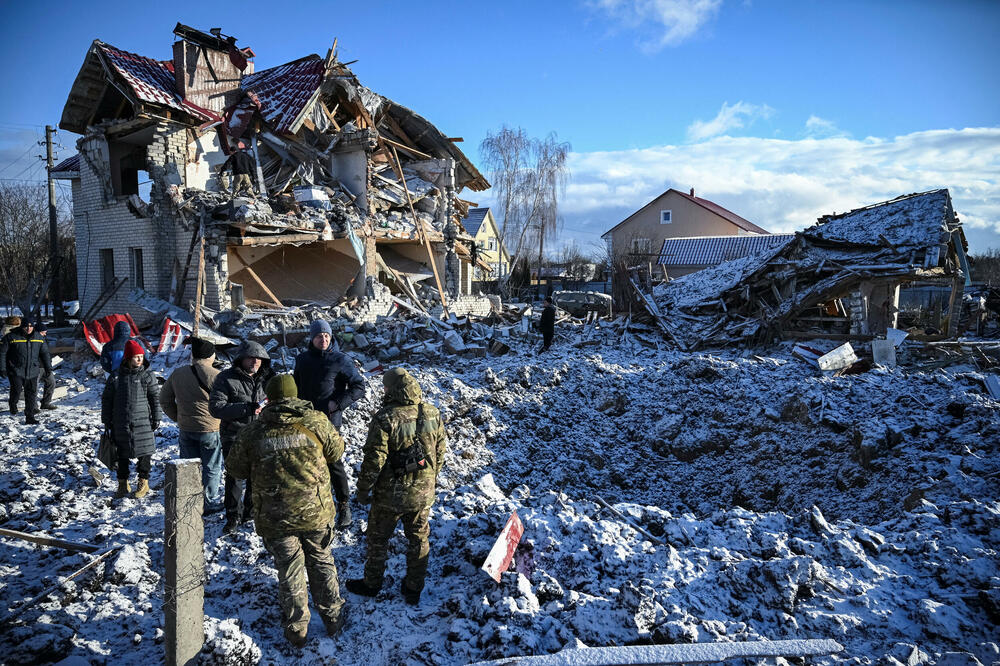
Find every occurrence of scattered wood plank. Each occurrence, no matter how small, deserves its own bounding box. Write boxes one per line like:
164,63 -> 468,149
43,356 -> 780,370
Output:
1,546 -> 122,625
0,528 -> 99,554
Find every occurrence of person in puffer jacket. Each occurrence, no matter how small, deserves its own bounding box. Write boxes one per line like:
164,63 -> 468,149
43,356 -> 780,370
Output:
102,339 -> 160,499
209,340 -> 274,534
294,319 -> 365,529
100,321 -> 145,373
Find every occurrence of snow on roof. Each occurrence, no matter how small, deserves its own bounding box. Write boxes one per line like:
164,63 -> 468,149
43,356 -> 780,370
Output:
461,208 -> 489,236
658,234 -> 794,267
805,189 -> 954,248
241,56 -> 325,135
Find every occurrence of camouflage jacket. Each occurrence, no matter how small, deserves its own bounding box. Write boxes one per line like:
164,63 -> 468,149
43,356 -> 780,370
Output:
225,397 -> 345,539
358,369 -> 447,512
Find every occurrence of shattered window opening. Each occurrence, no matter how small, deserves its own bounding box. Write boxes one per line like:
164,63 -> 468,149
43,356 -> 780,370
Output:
100,249 -> 115,291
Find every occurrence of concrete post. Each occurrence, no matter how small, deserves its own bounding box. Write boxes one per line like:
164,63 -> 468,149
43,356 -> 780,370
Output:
164,459 -> 204,666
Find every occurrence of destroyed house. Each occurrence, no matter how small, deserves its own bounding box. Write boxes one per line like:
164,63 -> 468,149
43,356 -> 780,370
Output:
648,190 -> 971,350
54,24 -> 491,323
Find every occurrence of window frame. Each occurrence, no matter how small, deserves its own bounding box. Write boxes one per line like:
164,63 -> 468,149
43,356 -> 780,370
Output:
100,248 -> 115,290
660,210 -> 672,224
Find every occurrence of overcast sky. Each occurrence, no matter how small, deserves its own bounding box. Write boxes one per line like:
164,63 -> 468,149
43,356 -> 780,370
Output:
1,0 -> 997,253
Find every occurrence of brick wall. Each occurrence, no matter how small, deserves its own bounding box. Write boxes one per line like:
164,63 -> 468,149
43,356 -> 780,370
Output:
72,121 -> 211,321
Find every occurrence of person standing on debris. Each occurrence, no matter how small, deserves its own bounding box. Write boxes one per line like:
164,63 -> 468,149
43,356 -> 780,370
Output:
1,319 -> 52,424
346,368 -> 447,606
226,374 -> 347,647
102,340 -> 160,499
209,340 -> 274,534
35,322 -> 57,411
219,140 -> 256,197
294,319 -> 365,530
160,337 -> 223,513
100,321 -> 144,374
538,296 -> 556,352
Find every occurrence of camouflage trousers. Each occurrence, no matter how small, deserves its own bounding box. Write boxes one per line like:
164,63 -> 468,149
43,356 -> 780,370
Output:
262,525 -> 344,633
364,505 -> 431,593
233,173 -> 254,195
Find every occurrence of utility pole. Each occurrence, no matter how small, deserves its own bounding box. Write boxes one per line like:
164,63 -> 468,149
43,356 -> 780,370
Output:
45,125 -> 64,325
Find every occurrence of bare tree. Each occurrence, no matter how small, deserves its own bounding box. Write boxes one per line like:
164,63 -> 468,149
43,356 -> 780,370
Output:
480,127 -> 570,293
0,183 -> 75,318
969,249 -> 1000,285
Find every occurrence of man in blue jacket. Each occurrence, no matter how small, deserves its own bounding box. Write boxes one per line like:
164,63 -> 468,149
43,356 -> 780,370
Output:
294,319 -> 365,529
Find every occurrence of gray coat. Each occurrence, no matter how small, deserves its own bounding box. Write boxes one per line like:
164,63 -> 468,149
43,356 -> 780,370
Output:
102,362 -> 160,458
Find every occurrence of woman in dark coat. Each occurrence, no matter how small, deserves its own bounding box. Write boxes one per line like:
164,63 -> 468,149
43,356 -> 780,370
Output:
102,339 -> 160,499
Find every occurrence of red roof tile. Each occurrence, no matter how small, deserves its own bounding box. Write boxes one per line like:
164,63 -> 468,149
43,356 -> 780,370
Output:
241,56 -> 325,134
98,43 -> 217,123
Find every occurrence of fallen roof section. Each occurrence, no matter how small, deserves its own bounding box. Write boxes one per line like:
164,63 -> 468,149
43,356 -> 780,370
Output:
648,190 -> 967,350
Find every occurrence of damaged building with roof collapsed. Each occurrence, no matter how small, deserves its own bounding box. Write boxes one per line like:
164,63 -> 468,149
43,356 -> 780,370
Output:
52,23 -> 493,328
645,190 -> 972,350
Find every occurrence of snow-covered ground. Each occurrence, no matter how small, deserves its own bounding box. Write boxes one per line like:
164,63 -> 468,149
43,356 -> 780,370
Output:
1,336 -> 998,665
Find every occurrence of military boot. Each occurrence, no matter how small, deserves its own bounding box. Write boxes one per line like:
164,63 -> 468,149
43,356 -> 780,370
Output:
400,580 -> 421,606
323,609 -> 347,637
133,479 -> 150,499
115,479 -> 131,498
345,579 -> 380,597
283,626 -> 308,648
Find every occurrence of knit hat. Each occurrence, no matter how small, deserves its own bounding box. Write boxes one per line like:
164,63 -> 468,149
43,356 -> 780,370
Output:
125,339 -> 145,358
265,374 -> 297,401
36,321 -> 48,333
310,319 -> 332,338
188,336 -> 215,360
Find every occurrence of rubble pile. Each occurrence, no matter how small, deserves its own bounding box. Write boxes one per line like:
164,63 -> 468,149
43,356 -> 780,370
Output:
0,342 -> 997,665
647,191 -> 970,350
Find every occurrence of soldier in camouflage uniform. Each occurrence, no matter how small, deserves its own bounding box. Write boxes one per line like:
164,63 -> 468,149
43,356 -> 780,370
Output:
346,367 -> 447,606
225,374 -> 347,647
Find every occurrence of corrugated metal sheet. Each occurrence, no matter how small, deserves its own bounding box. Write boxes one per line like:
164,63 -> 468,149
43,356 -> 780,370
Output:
461,207 -> 489,236
241,57 -> 325,135
658,234 -> 794,266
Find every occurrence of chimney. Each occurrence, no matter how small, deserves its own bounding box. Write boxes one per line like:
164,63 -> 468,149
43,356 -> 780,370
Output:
690,188 -> 695,197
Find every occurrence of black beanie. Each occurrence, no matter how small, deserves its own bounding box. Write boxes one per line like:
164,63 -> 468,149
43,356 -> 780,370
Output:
189,337 -> 215,360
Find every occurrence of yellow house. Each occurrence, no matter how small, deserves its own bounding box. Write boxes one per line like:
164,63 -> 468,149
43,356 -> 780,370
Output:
601,188 -> 769,264
461,208 -> 511,281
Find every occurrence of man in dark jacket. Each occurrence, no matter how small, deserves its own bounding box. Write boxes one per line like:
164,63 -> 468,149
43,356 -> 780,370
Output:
226,374 -> 347,646
0,319 -> 52,424
209,340 -> 274,534
294,319 -> 365,529
100,321 -> 140,374
539,296 -> 556,352
219,140 -> 256,196
36,322 -> 56,410
102,340 -> 160,499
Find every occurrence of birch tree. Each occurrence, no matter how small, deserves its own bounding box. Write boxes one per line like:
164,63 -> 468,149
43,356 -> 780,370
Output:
479,127 -> 570,285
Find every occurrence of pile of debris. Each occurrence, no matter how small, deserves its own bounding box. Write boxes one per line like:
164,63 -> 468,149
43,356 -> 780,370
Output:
645,190 -> 970,350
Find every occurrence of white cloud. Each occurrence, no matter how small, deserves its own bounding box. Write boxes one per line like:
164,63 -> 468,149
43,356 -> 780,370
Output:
556,127 -> 1000,251
687,101 -> 774,141
592,0 -> 723,51
804,114 -> 844,138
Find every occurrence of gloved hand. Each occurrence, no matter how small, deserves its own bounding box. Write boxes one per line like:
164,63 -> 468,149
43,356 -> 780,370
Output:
356,487 -> 372,505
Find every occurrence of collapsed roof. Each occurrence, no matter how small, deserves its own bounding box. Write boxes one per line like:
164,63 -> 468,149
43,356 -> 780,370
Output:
648,190 -> 970,350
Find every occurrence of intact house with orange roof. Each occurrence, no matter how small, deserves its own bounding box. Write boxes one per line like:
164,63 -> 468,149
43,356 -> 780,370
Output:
601,188 -> 771,271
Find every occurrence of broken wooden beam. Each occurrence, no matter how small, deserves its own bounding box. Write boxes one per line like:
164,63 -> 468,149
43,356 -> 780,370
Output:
0,528 -> 99,554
